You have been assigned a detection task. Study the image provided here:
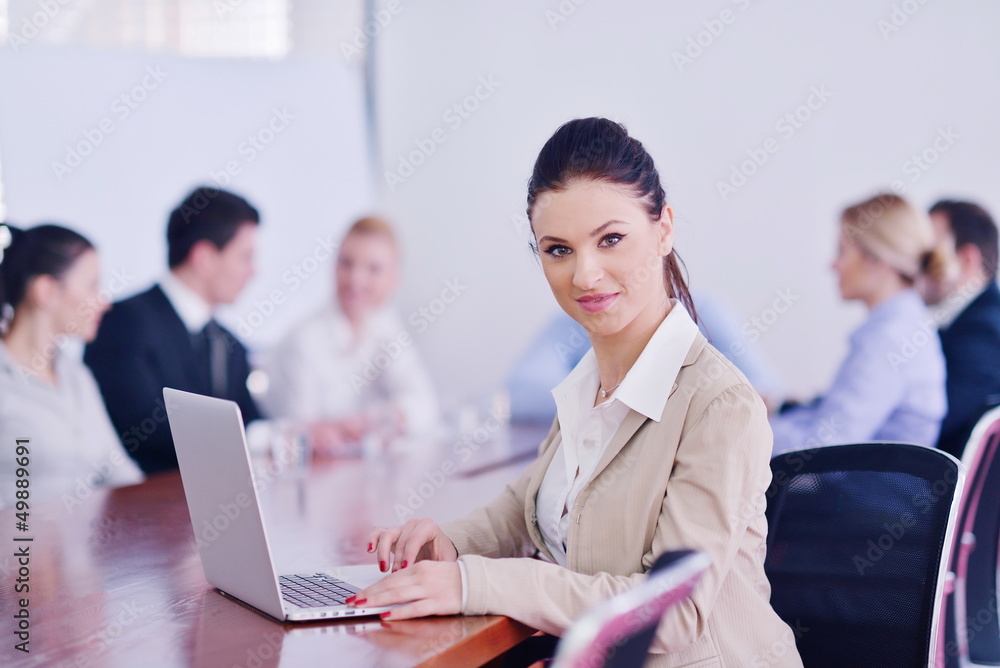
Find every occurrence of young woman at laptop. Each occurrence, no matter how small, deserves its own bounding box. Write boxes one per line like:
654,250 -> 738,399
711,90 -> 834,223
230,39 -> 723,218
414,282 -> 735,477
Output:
348,118 -> 803,667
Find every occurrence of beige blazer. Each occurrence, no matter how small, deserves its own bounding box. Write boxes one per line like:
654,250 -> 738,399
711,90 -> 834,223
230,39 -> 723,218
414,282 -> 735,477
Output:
443,333 -> 803,668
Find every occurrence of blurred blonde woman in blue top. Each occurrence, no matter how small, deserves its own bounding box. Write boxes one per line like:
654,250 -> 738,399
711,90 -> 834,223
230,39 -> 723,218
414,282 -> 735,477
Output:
0,224 -> 142,508
771,193 -> 947,454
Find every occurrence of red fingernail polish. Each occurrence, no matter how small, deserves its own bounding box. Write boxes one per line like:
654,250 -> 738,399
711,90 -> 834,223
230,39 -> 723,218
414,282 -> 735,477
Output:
379,561 -> 386,572
345,595 -> 356,604
353,598 -> 367,606
401,560 -> 408,569
367,543 -> 374,552
380,611 -> 391,619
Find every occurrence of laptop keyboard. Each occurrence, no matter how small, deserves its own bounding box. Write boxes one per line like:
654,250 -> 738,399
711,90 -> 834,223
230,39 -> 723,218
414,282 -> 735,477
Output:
279,574 -> 360,609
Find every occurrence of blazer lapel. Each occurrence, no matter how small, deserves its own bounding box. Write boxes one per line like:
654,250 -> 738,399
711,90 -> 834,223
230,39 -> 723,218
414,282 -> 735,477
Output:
591,410 -> 650,481
149,285 -> 204,389
590,334 -> 707,481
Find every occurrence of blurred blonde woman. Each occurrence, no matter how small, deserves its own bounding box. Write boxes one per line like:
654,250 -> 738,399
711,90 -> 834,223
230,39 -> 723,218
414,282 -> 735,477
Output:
771,193 -> 947,454
264,217 -> 439,454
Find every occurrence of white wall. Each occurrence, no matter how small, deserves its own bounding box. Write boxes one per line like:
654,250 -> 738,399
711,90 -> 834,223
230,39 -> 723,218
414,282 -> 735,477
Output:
0,47 -> 372,349
374,0 -> 1000,400
2,1 -> 998,405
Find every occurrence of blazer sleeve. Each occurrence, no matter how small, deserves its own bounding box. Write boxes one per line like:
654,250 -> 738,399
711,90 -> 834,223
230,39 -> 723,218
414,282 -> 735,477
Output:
457,384 -> 774,655
441,421 -> 558,558
84,304 -> 178,473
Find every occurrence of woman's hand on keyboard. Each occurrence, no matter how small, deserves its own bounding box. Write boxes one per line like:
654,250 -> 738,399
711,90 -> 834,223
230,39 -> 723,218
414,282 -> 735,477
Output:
347,560 -> 462,620
367,518 -> 458,573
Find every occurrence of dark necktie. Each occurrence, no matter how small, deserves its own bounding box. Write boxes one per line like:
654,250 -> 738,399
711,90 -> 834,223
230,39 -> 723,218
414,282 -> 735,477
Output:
193,320 -> 228,398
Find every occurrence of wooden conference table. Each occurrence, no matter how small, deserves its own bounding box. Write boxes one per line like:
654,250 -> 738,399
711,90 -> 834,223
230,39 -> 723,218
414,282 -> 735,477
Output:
0,424 -> 549,667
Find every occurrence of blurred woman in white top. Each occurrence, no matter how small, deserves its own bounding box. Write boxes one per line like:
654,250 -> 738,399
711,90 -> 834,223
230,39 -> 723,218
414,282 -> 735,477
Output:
0,223 -> 143,508
265,217 -> 439,454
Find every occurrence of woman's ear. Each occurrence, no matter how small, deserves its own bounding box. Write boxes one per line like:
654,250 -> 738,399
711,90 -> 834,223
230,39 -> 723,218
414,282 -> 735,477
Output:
24,274 -> 59,311
656,205 -> 675,256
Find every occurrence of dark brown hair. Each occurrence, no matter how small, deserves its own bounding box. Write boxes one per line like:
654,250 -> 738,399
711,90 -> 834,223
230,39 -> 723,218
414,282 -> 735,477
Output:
166,186 -> 260,269
0,223 -> 94,314
525,117 -> 697,322
930,199 -> 998,278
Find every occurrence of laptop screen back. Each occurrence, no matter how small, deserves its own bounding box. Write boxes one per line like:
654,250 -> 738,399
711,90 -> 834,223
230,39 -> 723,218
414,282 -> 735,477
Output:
163,387 -> 286,619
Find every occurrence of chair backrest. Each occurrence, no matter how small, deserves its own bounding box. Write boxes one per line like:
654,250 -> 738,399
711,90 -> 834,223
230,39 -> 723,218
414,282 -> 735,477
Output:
765,443 -> 964,668
551,550 -> 711,668
945,406 -> 1000,667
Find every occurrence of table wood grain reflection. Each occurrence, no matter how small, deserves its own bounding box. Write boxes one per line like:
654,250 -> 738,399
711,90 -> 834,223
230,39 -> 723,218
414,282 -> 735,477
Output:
0,425 -> 548,667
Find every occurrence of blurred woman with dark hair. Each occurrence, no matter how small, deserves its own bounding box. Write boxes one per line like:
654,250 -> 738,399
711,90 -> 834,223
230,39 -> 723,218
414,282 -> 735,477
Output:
0,223 -> 142,507
346,119 -> 802,667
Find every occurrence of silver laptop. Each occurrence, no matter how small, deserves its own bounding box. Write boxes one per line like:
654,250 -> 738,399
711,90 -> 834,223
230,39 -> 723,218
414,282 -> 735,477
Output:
163,387 -> 393,622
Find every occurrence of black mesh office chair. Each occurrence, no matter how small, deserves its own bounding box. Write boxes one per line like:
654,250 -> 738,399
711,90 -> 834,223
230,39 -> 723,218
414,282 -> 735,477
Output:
765,443 -> 964,668
941,407 -> 1000,668
549,550 -> 711,668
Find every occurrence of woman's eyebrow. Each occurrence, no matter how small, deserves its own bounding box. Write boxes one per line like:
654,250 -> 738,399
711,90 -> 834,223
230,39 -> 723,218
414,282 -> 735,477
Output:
538,220 -> 630,245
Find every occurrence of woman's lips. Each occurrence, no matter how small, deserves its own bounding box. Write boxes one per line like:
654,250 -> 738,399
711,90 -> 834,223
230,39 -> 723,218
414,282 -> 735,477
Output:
577,293 -> 618,313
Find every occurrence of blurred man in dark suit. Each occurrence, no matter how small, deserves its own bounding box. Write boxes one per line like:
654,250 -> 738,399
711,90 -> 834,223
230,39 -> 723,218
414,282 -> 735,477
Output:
85,187 -> 262,473
918,199 -> 1000,458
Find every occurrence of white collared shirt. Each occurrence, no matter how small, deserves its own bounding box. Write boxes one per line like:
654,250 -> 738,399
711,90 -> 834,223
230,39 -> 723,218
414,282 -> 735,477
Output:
160,273 -> 279,452
263,304 -> 440,435
536,300 -> 700,566
0,341 -> 144,507
159,272 -> 212,333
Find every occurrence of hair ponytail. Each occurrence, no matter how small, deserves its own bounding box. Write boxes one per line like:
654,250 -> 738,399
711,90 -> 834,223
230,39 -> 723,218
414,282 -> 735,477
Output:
920,246 -> 951,285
